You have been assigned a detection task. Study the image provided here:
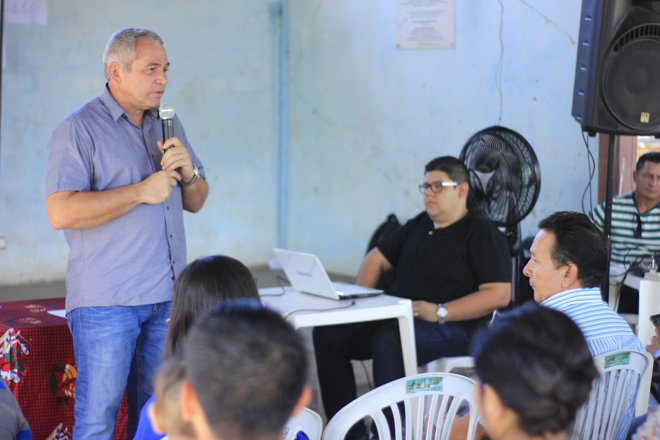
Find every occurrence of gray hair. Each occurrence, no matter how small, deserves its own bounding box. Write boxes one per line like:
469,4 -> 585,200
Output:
102,28 -> 164,79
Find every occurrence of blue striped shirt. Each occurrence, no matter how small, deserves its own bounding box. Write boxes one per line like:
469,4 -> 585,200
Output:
542,287 -> 644,439
542,287 -> 643,355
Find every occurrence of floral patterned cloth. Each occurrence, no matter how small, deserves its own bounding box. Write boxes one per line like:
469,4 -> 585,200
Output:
0,297 -> 127,440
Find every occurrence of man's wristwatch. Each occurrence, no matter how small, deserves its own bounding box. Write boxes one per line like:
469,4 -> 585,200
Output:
436,304 -> 448,324
183,165 -> 200,186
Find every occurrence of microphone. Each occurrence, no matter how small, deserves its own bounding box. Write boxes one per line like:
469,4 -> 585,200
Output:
159,103 -> 175,150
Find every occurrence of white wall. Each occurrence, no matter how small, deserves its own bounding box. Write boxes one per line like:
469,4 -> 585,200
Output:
1,0 -> 282,284
287,0 -> 592,274
1,0 -> 595,285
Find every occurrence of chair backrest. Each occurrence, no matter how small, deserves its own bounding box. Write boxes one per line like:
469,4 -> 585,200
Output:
570,349 -> 652,440
423,356 -> 474,374
323,372 -> 478,440
283,407 -> 324,440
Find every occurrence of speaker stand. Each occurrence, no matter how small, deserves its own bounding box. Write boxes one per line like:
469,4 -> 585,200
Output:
600,134 -> 617,302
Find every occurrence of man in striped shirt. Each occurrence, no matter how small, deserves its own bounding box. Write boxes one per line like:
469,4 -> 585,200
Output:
523,211 -> 644,438
590,152 -> 660,313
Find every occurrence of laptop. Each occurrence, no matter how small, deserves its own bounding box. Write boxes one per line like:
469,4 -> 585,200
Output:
273,248 -> 383,300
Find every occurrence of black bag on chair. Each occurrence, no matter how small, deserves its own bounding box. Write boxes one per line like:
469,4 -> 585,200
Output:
366,213 -> 401,291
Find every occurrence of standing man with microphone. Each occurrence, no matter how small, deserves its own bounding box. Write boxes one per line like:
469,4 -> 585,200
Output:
45,28 -> 208,440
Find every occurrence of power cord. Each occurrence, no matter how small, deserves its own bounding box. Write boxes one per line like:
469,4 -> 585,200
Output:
614,252 -> 646,311
261,274 -> 359,316
580,130 -> 597,215
284,300 -> 357,319
260,274 -> 289,297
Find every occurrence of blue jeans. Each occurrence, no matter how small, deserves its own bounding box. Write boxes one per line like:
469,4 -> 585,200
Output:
313,318 -> 473,422
67,302 -> 171,440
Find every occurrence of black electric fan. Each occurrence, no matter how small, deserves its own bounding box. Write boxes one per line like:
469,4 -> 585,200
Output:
459,126 -> 541,304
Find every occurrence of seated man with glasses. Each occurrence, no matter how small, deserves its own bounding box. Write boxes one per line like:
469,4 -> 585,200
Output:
590,151 -> 660,313
313,155 -> 511,439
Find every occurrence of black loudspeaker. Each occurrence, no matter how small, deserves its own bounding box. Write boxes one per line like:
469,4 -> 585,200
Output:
572,1 -> 660,136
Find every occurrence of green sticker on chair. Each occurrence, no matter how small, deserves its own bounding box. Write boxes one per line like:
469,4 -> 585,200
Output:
604,351 -> 630,370
406,377 -> 443,394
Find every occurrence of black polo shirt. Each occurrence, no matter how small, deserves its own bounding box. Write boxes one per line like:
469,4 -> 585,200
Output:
379,210 -> 510,326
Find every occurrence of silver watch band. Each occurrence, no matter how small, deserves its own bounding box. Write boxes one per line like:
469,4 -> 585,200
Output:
437,304 -> 448,324
183,165 -> 200,186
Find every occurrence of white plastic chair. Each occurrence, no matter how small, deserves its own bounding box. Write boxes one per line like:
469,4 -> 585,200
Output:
424,356 -> 474,374
422,313 -> 492,375
283,407 -> 324,440
570,349 -> 653,440
323,372 -> 479,440
635,351 -> 654,417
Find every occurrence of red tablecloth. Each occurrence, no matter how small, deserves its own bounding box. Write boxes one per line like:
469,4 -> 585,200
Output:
0,297 -> 127,440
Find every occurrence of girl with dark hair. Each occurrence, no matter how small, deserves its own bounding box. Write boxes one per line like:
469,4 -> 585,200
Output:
164,255 -> 259,357
133,255 -> 259,440
471,303 -> 597,440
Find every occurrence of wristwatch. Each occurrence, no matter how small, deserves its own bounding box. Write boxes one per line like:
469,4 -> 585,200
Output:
436,304 -> 448,324
183,165 -> 200,186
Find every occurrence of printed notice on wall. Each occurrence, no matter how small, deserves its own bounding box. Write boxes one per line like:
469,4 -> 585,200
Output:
5,0 -> 48,25
396,0 -> 455,50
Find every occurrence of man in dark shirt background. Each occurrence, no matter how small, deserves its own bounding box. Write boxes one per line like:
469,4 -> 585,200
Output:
313,156 -> 511,438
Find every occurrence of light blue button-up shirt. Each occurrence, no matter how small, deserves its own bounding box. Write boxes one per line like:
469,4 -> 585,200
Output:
542,287 -> 645,439
542,287 -> 644,355
46,86 -> 205,312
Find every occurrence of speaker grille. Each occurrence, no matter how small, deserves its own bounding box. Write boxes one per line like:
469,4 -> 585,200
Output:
612,23 -> 660,51
602,25 -> 660,132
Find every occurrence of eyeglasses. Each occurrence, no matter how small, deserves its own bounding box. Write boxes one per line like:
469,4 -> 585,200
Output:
637,172 -> 660,184
633,213 -> 643,239
418,181 -> 458,195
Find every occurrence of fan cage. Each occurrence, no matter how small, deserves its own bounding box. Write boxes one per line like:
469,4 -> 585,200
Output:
459,127 -> 541,228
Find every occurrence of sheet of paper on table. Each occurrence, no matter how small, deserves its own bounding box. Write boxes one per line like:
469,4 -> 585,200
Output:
47,309 -> 67,319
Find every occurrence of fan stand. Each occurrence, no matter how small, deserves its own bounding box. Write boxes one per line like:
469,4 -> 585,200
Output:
599,134 -> 617,303
507,224 -> 522,304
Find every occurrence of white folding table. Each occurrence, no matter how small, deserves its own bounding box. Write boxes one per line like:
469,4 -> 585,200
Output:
260,286 -> 418,376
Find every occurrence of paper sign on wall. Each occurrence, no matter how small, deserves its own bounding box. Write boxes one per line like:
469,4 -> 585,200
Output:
6,0 -> 48,26
397,0 -> 455,50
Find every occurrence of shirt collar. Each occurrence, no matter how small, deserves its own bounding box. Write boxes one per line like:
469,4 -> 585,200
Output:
424,210 -> 473,229
541,287 -> 602,308
99,84 -> 159,123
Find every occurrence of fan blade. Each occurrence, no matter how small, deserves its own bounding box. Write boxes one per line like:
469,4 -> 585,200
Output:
471,169 -> 496,191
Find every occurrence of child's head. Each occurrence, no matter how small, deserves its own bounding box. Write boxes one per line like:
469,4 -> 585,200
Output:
471,302 -> 597,439
149,354 -> 195,439
181,300 -> 310,440
165,255 -> 260,357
